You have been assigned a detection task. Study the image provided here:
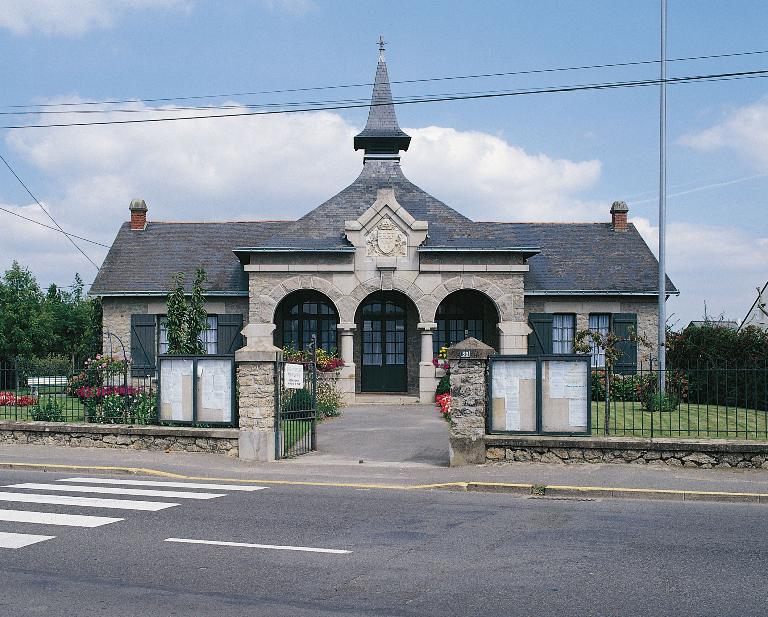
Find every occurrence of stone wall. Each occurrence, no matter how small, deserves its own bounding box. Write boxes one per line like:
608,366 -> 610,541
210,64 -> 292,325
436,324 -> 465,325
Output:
485,435 -> 768,469
0,421 -> 238,455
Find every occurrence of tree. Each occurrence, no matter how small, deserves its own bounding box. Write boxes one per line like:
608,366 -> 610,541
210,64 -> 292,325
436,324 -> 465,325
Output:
0,262 -> 101,365
574,327 -> 651,435
164,268 -> 208,355
186,268 -> 208,355
165,273 -> 188,355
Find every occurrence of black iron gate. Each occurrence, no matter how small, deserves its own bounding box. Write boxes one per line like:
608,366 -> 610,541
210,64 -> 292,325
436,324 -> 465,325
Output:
275,338 -> 318,459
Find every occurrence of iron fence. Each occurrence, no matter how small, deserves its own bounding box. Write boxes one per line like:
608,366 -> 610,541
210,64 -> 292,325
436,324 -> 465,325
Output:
0,359 -> 156,425
275,340 -> 318,459
592,362 -> 768,439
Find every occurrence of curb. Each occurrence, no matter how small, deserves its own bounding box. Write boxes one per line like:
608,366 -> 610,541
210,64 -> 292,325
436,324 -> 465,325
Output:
1,462 -> 766,504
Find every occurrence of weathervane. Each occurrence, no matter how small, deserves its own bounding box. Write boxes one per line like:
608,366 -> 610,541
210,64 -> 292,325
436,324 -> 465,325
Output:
378,35 -> 386,62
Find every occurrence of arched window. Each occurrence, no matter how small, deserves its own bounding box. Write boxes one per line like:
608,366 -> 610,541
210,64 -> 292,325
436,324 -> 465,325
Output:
434,290 -> 498,355
277,291 -> 338,353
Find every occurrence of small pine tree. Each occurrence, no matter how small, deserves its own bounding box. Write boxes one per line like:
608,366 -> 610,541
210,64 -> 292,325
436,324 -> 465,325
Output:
186,268 -> 208,355
166,273 -> 188,355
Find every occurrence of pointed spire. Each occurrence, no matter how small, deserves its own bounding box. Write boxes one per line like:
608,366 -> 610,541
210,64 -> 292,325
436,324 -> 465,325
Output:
354,38 -> 411,160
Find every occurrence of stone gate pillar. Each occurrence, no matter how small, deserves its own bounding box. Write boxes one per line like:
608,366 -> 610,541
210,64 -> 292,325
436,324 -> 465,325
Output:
236,323 -> 282,461
336,322 -> 356,404
418,322 -> 437,403
447,337 -> 495,466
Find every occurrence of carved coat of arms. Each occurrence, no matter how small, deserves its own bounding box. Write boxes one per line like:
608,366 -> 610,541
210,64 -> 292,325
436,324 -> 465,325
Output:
366,217 -> 407,257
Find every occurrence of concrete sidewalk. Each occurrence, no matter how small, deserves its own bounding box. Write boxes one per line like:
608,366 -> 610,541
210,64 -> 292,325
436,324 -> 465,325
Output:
3,441 -> 768,498
307,403 -> 449,467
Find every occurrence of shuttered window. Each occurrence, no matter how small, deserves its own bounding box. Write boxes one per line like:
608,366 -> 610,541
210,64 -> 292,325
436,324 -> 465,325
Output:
131,313 -> 244,375
528,313 -> 554,355
588,313 -> 610,367
158,315 -> 218,354
130,314 -> 156,377
612,313 -> 638,375
552,314 -> 575,354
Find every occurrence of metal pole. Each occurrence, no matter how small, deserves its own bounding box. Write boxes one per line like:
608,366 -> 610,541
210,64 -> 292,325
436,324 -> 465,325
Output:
657,0 -> 668,393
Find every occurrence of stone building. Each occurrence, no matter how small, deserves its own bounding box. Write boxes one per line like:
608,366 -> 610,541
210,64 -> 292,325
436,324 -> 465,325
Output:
91,50 -> 677,402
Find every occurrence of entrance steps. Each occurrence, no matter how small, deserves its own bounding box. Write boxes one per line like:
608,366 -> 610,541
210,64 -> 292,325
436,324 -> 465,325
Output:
354,394 -> 422,406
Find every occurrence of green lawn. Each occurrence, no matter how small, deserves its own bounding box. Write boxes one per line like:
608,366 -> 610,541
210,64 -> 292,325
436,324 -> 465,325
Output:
592,401 -> 768,439
279,419 -> 313,456
1,394 -> 85,422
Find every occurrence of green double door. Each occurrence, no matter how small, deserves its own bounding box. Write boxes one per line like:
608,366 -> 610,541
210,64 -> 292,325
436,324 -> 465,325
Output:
361,296 -> 407,393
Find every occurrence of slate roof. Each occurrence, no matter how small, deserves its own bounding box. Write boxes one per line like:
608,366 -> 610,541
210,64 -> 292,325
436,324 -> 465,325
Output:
258,159 -> 473,249
471,222 -> 677,294
353,60 -> 411,154
90,221 -> 285,294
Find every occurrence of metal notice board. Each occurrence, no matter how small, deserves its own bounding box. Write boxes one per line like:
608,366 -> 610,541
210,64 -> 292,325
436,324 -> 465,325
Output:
487,354 -> 591,436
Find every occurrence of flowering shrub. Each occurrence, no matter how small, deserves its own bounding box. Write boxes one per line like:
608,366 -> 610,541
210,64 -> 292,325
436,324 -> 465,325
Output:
83,390 -> 156,424
432,358 -> 450,370
282,347 -> 345,373
435,393 -> 451,421
74,386 -> 141,402
0,392 -> 37,407
67,354 -> 129,396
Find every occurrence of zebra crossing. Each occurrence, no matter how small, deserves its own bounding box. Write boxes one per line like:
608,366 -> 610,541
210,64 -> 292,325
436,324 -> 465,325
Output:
0,476 -> 267,549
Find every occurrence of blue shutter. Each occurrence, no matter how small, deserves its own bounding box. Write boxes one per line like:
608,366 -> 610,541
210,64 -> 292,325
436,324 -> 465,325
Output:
130,314 -> 156,377
612,313 -> 638,375
528,313 -> 554,355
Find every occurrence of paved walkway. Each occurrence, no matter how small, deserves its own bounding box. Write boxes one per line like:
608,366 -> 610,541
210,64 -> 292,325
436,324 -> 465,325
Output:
297,403 -> 449,467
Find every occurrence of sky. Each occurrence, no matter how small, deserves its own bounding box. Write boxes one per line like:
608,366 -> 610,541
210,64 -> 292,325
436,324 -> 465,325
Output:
1,0 -> 767,328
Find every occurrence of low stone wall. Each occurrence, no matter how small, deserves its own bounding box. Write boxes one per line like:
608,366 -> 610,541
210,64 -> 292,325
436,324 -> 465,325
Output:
486,435 -> 768,469
0,421 -> 239,456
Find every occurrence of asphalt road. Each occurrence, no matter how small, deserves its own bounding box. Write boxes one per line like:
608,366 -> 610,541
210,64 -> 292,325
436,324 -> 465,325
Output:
0,468 -> 765,616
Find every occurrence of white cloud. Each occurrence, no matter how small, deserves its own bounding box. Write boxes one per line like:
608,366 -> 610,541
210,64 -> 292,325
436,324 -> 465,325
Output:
0,0 -> 190,37
632,216 -> 768,324
405,126 -> 601,221
2,100 -> 600,290
0,202 -> 107,288
681,98 -> 768,171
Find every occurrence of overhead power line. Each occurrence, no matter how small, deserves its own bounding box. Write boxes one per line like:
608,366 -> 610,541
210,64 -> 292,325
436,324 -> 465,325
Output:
3,47 -> 768,112
0,205 -> 110,247
0,152 -> 101,269
2,68 -> 767,131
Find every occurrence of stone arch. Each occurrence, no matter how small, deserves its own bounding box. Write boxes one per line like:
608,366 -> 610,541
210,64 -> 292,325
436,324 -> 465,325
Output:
429,275 -> 510,321
345,275 -> 426,323
254,275 -> 344,323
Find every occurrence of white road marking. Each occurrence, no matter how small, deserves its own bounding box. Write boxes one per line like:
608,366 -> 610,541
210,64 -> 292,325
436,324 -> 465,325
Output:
0,509 -> 122,527
6,483 -> 224,500
0,491 -> 178,511
0,531 -> 55,549
58,477 -> 268,492
164,537 -> 351,554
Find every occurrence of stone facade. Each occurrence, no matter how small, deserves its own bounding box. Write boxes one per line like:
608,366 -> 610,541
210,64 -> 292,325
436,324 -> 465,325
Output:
0,421 -> 238,455
486,435 -> 768,469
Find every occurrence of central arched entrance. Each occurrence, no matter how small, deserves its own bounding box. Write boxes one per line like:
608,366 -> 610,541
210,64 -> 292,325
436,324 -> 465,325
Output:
357,292 -> 411,393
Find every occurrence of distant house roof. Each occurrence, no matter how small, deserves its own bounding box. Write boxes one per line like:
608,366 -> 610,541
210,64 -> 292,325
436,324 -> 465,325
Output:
687,320 -> 739,330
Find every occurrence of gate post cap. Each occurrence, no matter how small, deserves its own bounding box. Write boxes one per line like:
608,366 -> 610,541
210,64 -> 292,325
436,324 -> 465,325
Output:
446,337 -> 495,360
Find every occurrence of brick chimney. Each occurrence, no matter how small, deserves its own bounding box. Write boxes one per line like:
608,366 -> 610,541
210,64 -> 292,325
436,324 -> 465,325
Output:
129,198 -> 147,230
610,200 -> 629,231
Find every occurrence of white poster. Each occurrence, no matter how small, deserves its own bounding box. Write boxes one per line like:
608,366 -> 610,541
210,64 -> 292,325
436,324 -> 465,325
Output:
491,361 -> 536,431
284,363 -> 304,389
